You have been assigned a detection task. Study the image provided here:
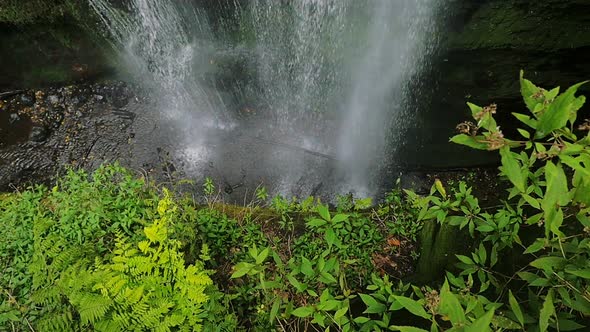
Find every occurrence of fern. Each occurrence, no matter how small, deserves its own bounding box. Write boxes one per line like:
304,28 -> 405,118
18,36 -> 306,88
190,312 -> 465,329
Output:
60,190 -> 215,331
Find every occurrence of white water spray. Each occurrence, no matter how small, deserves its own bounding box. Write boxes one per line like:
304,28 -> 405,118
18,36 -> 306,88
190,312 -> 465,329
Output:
89,0 -> 441,197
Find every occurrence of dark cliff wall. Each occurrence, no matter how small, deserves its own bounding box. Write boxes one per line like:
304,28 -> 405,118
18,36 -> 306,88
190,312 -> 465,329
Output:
396,0 -> 590,168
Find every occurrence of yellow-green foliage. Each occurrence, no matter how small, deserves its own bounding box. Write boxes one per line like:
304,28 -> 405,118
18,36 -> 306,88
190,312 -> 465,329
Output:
63,190 -> 214,331
0,165 -> 221,331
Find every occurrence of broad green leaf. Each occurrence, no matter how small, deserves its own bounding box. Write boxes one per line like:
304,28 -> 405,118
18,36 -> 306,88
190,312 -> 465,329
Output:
231,262 -> 254,279
317,205 -> 330,221
318,300 -> 340,311
301,256 -> 315,278
508,290 -> 524,327
390,327 -> 429,332
256,247 -> 270,265
517,128 -> 531,139
325,228 -> 337,248
521,193 -> 540,209
544,161 -> 570,208
555,318 -> 586,331
456,255 -> 474,265
544,86 -> 560,101
450,134 -> 489,150
465,309 -> 494,332
334,306 -> 348,320
288,275 -> 306,292
535,81 -> 588,138
545,207 -> 565,237
331,214 -> 349,224
539,292 -> 555,332
307,218 -> 327,228
292,306 -> 315,318
360,294 -> 386,314
512,112 -> 538,129
492,316 -> 522,330
572,169 -> 590,205
565,269 -> 590,279
530,256 -> 566,272
500,147 -> 526,192
393,296 -> 431,320
270,298 -> 281,322
440,281 -> 466,325
353,317 -> 370,324
467,102 -> 483,119
523,239 -> 545,254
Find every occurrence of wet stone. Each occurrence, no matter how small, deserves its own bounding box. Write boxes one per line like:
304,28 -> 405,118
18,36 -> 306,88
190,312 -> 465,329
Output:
48,95 -> 60,105
9,112 -> 20,124
29,126 -> 49,142
19,94 -> 34,106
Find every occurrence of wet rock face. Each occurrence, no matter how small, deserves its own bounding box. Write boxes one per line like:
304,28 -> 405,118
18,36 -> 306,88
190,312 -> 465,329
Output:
0,82 -> 146,191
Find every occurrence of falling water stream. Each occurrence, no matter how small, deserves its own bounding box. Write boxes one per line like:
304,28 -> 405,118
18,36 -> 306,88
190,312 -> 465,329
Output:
89,0 -> 441,198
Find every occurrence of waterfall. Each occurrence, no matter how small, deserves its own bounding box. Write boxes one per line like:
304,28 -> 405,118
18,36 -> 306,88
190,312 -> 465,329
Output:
246,0 -> 439,194
89,0 -> 441,197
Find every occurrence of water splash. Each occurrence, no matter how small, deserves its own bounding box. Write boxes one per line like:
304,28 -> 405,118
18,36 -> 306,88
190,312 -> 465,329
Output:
246,0 -> 441,194
89,0 -> 229,125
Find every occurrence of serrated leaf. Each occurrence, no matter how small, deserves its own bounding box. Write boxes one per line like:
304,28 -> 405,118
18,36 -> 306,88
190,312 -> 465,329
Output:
500,147 -> 526,192
539,292 -> 555,332
536,81 -> 588,138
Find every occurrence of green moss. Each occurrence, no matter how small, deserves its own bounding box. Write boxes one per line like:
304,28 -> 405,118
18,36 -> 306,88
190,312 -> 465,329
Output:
447,1 -> 590,50
22,67 -> 72,86
413,221 -> 472,283
0,0 -> 89,25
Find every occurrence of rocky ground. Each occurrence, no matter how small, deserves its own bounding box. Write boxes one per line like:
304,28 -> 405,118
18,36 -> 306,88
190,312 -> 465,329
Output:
0,82 -> 154,191
0,80 -> 504,208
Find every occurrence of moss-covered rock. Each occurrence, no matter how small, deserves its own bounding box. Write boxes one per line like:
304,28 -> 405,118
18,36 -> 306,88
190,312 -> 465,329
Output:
0,0 -> 87,25
446,0 -> 590,51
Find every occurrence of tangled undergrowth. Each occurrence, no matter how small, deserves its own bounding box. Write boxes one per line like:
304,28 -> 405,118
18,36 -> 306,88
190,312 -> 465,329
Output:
1,71 -> 590,331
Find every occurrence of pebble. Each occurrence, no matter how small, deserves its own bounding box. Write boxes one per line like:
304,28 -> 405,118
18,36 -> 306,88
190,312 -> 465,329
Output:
29,126 -> 49,142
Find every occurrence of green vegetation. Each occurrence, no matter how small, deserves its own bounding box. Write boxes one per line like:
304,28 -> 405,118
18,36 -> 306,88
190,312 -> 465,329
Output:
0,0 -> 86,25
1,72 -> 590,330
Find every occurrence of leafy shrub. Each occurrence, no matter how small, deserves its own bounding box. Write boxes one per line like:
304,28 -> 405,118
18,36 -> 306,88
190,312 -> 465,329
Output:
0,165 -> 229,331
